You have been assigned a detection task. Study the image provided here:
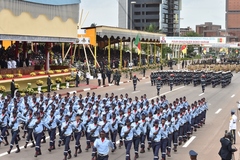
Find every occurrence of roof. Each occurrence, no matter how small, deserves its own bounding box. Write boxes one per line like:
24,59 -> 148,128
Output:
82,26 -> 166,42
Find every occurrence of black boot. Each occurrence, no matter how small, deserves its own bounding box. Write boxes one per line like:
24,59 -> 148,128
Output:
74,148 -> 78,157
31,141 -> 35,148
24,142 -> 28,148
4,137 -> 9,146
78,146 -> 82,154
68,151 -> 72,159
15,145 -> 20,153
7,146 -> 12,154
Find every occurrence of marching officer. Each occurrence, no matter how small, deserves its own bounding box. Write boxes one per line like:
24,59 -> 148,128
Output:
201,75 -> 206,93
46,110 -> 58,152
0,108 -> 9,146
131,116 -> 143,159
150,120 -> 161,160
121,119 -> 134,160
110,112 -> 118,151
156,77 -> 162,96
169,74 -> 174,91
72,114 -> 84,157
117,110 -> 126,148
7,111 -> 24,154
139,113 -> 148,153
132,75 -> 140,91
229,110 -> 237,144
189,150 -> 198,160
23,108 -> 35,148
160,118 -> 168,160
93,130 -> 115,160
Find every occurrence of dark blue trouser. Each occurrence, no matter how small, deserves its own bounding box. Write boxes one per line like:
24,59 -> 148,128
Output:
124,140 -> 132,160
97,155 -> 108,160
74,132 -> 81,148
152,141 -> 161,160
178,126 -> 183,142
118,126 -> 123,143
10,130 -> 19,148
140,134 -> 146,149
146,129 -> 151,145
34,132 -> 42,152
161,138 -> 168,159
48,128 -> 56,147
133,136 -> 140,154
63,135 -> 71,156
167,134 -> 172,152
86,132 -> 91,147
110,130 -> 117,148
26,128 -> 34,142
1,126 -> 7,138
91,136 -> 98,157
173,131 -> 178,146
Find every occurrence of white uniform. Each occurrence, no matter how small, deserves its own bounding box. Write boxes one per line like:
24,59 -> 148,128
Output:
229,114 -> 237,130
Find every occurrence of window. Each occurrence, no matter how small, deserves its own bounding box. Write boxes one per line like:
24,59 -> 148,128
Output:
134,12 -> 141,15
146,4 -> 159,7
146,19 -> 159,23
146,11 -> 159,15
134,4 -> 141,8
134,19 -> 141,23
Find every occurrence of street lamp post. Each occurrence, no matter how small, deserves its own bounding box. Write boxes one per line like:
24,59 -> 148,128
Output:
130,1 -> 136,68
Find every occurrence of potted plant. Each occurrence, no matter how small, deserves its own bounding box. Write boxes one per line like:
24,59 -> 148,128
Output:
15,83 -> 20,89
0,85 -> 6,98
36,80 -> 44,93
55,78 -> 62,90
65,76 -> 71,88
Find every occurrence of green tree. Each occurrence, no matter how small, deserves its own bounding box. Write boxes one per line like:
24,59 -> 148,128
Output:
162,45 -> 172,59
183,31 -> 201,37
90,23 -> 97,27
182,31 -> 201,57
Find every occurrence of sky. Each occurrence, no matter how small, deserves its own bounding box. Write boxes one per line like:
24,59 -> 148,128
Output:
80,0 -> 226,30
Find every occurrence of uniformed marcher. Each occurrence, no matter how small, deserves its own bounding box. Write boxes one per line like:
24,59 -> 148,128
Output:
169,74 -> 174,91
201,75 -> 206,93
72,114 -> 84,157
131,116 -> 142,159
229,110 -> 237,144
150,120 -> 161,160
160,118 -> 168,160
156,77 -> 162,96
121,119 -> 134,160
0,108 -> 9,146
132,75 -> 140,91
93,130 -> 115,160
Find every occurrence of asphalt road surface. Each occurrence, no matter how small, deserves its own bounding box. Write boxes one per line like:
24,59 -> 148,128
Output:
1,72 -> 240,160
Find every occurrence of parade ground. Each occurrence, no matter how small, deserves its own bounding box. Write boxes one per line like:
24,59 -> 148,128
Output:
0,67 -> 240,160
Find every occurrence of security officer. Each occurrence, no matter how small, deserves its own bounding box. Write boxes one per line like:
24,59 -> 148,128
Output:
229,110 -> 237,144
219,132 -> 237,160
88,117 -> 101,160
131,116 -> 143,159
139,113 -> 148,153
201,75 -> 206,93
7,111 -> 24,154
150,72 -> 154,86
172,112 -> 179,152
117,110 -> 126,148
150,120 -> 161,160
0,108 -> 9,146
156,77 -> 162,96
33,112 -> 51,157
93,130 -> 115,160
72,114 -> 84,157
132,75 -> 140,91
121,119 -> 134,160
169,74 -> 174,91
160,118 -> 168,160
46,110 -> 58,152
110,112 -> 118,151
61,114 -> 73,160
23,108 -> 35,148
166,115 -> 173,157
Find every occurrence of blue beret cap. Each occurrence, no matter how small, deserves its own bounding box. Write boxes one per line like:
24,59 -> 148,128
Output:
189,150 -> 198,156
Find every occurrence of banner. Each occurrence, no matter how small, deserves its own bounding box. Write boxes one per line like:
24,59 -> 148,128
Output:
160,36 -> 226,44
20,0 -> 81,5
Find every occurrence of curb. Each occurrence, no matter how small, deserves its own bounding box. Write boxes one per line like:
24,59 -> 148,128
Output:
61,76 -> 149,96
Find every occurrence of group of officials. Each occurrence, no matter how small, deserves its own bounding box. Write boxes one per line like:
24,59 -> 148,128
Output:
0,90 -> 208,160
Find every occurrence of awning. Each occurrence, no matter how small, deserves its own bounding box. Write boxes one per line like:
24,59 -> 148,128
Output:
0,34 -> 77,43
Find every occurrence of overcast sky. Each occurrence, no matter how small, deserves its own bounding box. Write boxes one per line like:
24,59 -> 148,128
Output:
80,0 -> 226,30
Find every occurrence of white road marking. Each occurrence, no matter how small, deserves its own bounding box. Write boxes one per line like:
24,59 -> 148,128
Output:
215,108 -> 222,114
231,94 -> 235,98
119,82 -> 124,84
238,131 -> 240,137
182,136 -> 196,148
68,91 -> 77,94
199,93 -> 204,96
83,88 -> 91,91
118,88 -> 125,90
149,86 -> 185,100
142,77 -> 146,79
0,133 -> 59,157
132,91 -> 140,94
108,84 -> 114,86
145,81 -> 151,84
116,140 -> 120,144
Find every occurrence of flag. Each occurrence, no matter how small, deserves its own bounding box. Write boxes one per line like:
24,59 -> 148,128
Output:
203,48 -> 207,54
181,45 -> 187,54
134,34 -> 141,55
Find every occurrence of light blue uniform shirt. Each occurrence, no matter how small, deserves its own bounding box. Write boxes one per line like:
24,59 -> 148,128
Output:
160,124 -> 168,139
121,126 -> 134,140
93,138 -> 114,155
87,123 -> 100,137
72,120 -> 84,132
110,118 -> 118,132
33,119 -> 50,134
0,113 -> 9,127
45,115 -> 58,129
61,121 -> 73,136
150,126 -> 162,142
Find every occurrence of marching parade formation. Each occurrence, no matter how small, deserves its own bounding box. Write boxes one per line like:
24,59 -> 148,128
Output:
0,85 -> 209,160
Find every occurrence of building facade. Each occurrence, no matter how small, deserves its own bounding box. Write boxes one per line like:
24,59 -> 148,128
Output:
226,0 -> 240,42
118,0 -> 181,35
196,22 -> 221,37
180,27 -> 193,36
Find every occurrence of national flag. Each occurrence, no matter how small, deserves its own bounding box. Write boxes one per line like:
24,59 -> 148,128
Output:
203,48 -> 207,54
181,45 -> 187,54
134,34 -> 141,55
218,38 -> 223,43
